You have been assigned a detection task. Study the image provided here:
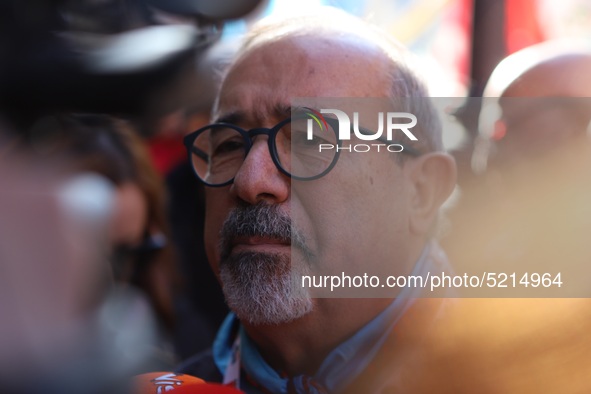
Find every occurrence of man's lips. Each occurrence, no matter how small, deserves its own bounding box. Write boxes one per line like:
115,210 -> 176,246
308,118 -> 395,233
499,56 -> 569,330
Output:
230,236 -> 291,253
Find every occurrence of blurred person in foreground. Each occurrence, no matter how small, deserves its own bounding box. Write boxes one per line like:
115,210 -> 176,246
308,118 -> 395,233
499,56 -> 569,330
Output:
177,8 -> 458,393
438,41 -> 591,393
0,114 -> 181,394
26,114 -> 181,371
0,119 -> 128,393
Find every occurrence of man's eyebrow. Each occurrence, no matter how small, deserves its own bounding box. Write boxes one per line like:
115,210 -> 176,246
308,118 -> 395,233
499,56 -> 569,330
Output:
273,104 -> 293,118
214,104 -> 295,125
214,112 -> 244,124
290,105 -> 310,115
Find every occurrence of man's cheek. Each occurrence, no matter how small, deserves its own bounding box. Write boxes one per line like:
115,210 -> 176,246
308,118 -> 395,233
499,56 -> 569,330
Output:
204,198 -> 229,275
203,224 -> 220,274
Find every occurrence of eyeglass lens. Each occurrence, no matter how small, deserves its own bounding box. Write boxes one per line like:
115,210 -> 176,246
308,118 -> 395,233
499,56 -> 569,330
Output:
189,117 -> 338,185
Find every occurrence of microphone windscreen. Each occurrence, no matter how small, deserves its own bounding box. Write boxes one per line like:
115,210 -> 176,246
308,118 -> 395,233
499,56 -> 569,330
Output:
133,372 -> 244,393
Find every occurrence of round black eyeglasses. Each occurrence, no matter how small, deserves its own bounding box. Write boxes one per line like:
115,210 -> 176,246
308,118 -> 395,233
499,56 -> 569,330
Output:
183,115 -> 421,187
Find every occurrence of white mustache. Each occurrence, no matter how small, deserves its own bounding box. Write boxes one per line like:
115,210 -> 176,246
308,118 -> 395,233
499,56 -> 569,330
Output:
219,203 -> 314,262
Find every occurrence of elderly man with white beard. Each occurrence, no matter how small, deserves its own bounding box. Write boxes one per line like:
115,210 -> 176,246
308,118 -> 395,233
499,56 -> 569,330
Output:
177,8 -> 457,394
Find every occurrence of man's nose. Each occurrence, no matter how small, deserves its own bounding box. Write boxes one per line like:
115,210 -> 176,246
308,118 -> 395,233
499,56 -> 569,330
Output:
231,137 -> 290,204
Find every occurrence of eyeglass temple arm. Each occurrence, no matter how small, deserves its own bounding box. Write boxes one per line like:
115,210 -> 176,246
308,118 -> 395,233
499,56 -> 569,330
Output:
191,146 -> 209,163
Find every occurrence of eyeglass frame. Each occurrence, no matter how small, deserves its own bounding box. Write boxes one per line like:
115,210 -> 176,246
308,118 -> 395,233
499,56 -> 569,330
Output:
183,115 -> 423,187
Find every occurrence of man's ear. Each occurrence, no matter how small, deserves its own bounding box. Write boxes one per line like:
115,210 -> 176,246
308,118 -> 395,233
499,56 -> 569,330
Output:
407,152 -> 457,235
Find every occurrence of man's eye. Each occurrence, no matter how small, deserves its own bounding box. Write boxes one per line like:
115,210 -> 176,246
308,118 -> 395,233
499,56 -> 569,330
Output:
291,129 -> 331,147
213,139 -> 245,155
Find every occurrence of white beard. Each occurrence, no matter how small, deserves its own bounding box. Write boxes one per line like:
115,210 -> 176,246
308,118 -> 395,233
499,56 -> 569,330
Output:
219,251 -> 313,325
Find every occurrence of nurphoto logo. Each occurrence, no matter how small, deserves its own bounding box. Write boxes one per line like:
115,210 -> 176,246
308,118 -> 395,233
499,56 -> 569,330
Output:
304,107 -> 418,153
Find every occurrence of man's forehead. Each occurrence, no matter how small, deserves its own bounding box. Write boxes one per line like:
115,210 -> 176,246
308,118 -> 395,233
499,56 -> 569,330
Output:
214,33 -> 392,122
225,34 -> 385,83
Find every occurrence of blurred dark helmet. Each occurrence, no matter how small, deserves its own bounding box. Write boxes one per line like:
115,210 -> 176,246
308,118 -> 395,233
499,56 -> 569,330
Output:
0,0 -> 262,133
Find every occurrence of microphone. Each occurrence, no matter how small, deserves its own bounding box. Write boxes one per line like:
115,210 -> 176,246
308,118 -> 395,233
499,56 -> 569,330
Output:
133,372 -> 244,394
